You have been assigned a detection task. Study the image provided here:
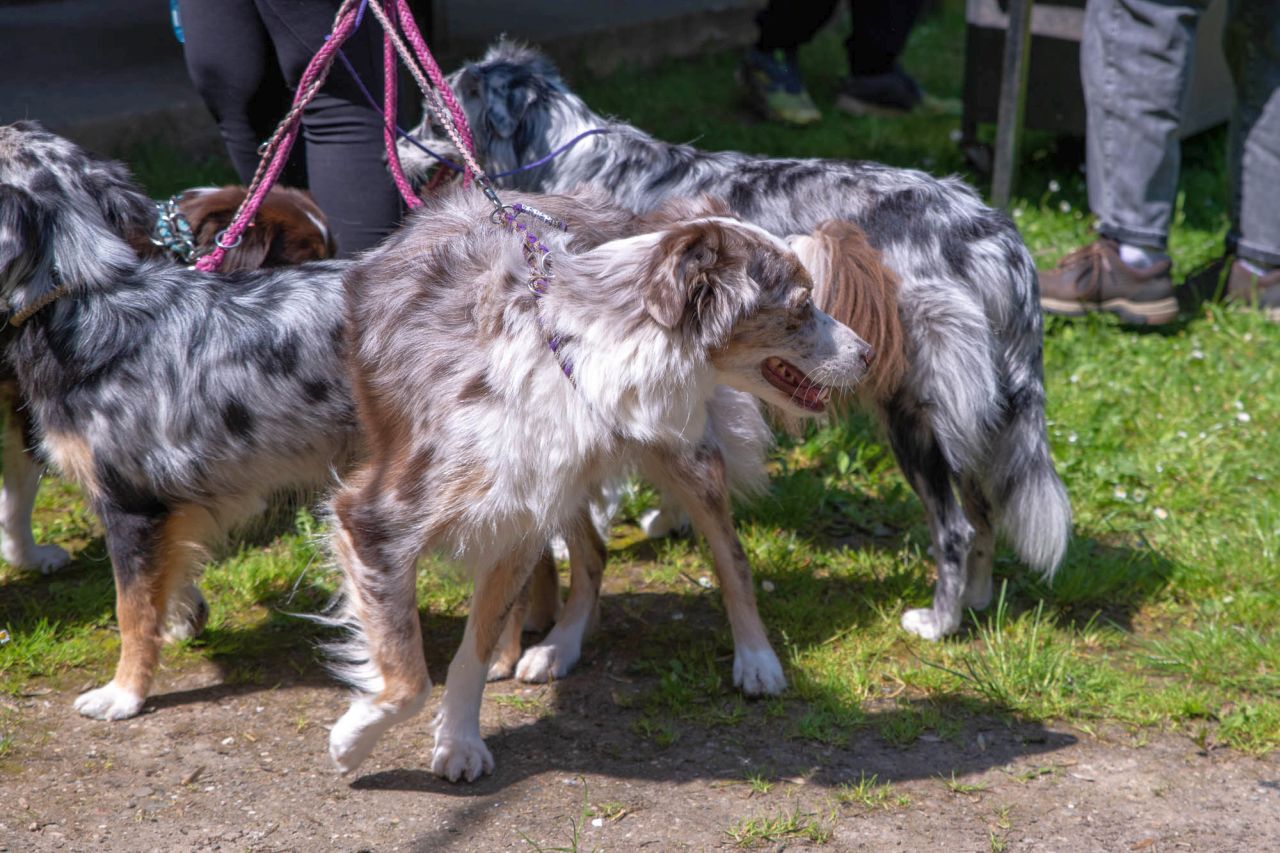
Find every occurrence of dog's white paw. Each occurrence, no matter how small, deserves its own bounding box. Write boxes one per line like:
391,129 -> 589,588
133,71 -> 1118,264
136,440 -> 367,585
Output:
901,608 -> 958,640
639,507 -> 690,540
430,735 -> 494,783
4,542 -> 71,574
515,640 -> 578,683
329,698 -> 396,774
732,646 -> 786,697
74,681 -> 145,720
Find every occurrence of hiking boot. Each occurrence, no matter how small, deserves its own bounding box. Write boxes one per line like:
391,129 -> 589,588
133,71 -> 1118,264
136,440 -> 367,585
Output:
739,48 -> 822,126
1038,238 -> 1179,325
836,66 -> 927,117
1225,259 -> 1280,321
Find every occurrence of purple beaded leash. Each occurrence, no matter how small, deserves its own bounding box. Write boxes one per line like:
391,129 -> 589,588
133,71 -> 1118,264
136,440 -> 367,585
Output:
492,202 -> 575,379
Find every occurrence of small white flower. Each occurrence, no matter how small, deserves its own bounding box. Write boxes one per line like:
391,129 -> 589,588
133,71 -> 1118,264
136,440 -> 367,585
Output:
1012,207 -> 1024,218
1234,400 -> 1244,410
1058,200 -> 1072,213
761,579 -> 776,593
1153,507 -> 1169,520
1236,412 -> 1251,423
1199,431 -> 1207,439
1177,431 -> 1188,439
1069,373 -> 1079,384
1048,179 -> 1061,192
1155,463 -> 1164,473
1114,487 -> 1127,500
697,575 -> 713,589
1190,349 -> 1205,360
592,818 -> 604,828
1067,432 -> 1078,444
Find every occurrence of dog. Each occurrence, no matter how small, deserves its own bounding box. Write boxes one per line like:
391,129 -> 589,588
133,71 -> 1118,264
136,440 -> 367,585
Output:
400,41 -> 1072,641
325,187 -> 872,781
0,120 -> 367,721
0,175 -> 336,575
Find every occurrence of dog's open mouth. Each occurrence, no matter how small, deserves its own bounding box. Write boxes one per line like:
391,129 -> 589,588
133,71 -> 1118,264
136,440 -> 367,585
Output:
761,357 -> 829,412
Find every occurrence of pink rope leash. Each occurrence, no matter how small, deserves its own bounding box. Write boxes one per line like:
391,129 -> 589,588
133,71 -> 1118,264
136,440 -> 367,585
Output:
196,0 -> 481,271
197,0 -> 362,272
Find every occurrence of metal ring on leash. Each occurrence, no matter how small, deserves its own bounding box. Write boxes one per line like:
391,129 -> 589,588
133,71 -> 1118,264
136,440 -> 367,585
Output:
214,229 -> 244,250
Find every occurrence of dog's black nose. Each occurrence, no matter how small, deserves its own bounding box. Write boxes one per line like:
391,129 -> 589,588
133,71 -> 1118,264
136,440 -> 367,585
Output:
861,345 -> 875,367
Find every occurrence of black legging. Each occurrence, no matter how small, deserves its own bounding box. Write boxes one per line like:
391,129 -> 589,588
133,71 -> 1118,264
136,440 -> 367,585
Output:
755,0 -> 926,76
178,0 -> 400,256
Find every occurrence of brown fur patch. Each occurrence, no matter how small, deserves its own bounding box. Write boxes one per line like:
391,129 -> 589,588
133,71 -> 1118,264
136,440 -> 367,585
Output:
474,550 -> 541,664
792,221 -> 907,400
42,431 -> 99,498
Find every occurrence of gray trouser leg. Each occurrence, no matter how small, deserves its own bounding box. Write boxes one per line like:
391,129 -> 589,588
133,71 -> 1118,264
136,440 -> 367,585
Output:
1224,0 -> 1280,266
1082,0 -> 1209,249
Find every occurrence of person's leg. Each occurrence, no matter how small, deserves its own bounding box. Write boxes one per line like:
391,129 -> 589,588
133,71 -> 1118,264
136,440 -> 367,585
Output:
1222,0 -> 1280,316
755,0 -> 843,51
846,0 -> 925,76
177,0 -> 289,184
836,1 -> 950,117
255,0 -> 401,256
1039,0 -> 1208,324
1083,0 -> 1209,253
741,0 -> 841,125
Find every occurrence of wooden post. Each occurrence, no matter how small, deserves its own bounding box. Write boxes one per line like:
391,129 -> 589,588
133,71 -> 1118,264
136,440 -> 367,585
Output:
991,0 -> 1034,208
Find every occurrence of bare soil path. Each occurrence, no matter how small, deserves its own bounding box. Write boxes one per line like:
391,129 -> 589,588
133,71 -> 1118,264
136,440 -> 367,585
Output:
3,654 -> 1278,852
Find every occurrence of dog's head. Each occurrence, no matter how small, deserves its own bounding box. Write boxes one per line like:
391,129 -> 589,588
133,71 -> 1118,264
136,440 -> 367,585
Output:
636,216 -> 873,417
402,40 -> 581,186
0,121 -> 150,305
178,186 -> 337,270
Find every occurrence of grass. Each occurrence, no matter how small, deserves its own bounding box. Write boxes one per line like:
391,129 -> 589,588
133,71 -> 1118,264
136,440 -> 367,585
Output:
725,807 -> 834,847
2,0 -> 1278,791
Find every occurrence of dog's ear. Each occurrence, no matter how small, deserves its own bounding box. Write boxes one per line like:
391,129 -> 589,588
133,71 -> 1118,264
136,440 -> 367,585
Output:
642,221 -> 744,344
479,69 -> 538,139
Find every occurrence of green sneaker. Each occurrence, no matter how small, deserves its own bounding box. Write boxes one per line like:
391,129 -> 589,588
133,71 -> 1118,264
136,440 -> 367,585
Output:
739,48 -> 821,126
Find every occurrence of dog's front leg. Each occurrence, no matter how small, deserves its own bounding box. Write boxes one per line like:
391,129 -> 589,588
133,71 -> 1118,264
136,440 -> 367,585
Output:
0,391 -> 69,573
75,503 -> 216,720
433,546 -> 541,782
515,509 -> 605,684
642,444 -> 786,697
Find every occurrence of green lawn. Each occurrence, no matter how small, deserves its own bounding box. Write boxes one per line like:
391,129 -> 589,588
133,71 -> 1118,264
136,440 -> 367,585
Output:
3,1 -> 1277,760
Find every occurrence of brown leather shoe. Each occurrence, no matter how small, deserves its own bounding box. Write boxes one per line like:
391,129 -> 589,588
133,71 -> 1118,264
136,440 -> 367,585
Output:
1225,260 -> 1280,321
1038,238 -> 1178,325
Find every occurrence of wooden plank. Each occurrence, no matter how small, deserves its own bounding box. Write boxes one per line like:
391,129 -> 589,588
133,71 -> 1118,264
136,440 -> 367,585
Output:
991,0 -> 1034,207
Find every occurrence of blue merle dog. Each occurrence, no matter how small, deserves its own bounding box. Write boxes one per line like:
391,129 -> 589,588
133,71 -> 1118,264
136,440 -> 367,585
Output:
400,41 -> 1073,641
0,121 -> 357,720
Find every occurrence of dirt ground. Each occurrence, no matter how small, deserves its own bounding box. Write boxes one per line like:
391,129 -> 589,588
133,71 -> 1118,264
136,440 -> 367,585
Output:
3,645 -> 1278,853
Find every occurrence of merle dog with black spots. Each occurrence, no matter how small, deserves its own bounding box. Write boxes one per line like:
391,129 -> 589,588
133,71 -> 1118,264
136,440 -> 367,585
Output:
0,120 -> 356,720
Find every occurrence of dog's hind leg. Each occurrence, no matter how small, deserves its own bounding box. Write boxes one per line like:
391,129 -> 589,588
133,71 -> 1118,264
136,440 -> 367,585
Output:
959,477 -> 995,611
643,443 -> 785,697
886,406 -> 975,640
75,503 -> 217,720
487,548 -> 557,681
433,545 -> 542,782
515,511 -> 604,684
327,493 -> 431,775
0,389 -> 69,573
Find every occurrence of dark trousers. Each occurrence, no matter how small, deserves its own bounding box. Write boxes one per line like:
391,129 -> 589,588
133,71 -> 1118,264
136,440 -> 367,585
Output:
755,0 -> 926,76
178,0 -> 401,256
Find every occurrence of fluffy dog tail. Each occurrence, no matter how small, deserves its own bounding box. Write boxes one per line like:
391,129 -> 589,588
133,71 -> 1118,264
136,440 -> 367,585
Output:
988,337 -> 1072,578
